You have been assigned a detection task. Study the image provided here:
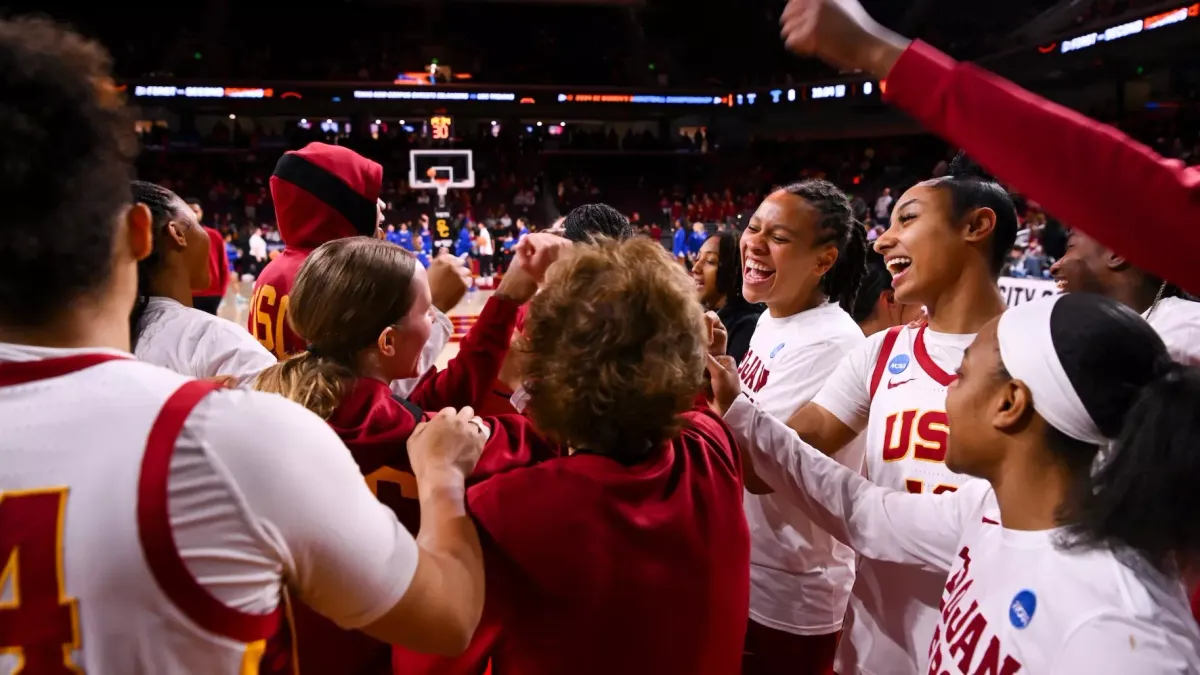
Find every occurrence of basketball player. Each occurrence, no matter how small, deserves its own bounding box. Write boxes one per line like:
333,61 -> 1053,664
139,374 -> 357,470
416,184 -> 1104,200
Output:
130,182 -> 275,387
253,233 -> 567,675
1050,229 -> 1200,365
396,238 -> 750,675
709,293 -> 1200,672
0,18 -> 490,672
186,198 -> 229,315
248,142 -> 467,397
692,230 -> 764,365
741,157 -> 1017,675
735,180 -> 867,675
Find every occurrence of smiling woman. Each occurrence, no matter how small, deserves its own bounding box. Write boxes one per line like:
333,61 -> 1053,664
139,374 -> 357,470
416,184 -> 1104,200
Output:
734,179 -> 869,675
744,154 -> 1022,675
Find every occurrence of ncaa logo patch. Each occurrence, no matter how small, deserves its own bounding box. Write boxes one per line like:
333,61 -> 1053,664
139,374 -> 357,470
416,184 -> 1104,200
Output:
1009,590 -> 1037,629
887,354 -> 910,375
770,343 -> 785,358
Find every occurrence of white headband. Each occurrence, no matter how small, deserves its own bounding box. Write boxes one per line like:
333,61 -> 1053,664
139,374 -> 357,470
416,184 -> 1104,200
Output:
996,296 -> 1107,445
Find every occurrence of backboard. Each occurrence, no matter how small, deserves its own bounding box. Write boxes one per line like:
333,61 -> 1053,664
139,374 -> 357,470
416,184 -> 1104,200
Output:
409,149 -> 475,193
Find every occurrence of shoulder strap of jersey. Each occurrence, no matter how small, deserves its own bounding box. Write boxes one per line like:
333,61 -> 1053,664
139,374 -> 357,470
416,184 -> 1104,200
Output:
138,379 -> 283,643
869,326 -> 905,400
391,394 -> 425,424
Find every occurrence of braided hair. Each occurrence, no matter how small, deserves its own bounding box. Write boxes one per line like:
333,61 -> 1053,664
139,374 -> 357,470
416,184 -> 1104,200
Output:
779,180 -> 868,314
129,181 -> 187,349
562,203 -> 635,243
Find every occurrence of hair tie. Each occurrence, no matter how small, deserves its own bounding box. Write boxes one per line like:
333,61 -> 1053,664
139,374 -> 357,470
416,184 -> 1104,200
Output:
306,344 -> 323,358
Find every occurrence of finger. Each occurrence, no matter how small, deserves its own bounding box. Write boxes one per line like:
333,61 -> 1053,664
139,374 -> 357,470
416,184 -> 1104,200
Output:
468,416 -> 491,441
715,354 -> 737,373
705,353 -> 726,378
410,420 -> 428,439
435,407 -> 457,420
455,406 -> 475,423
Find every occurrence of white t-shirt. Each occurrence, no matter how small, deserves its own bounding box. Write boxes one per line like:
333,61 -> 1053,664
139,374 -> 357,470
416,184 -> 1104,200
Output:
736,302 -> 866,635
478,227 -> 494,256
1144,296 -> 1200,366
813,325 -> 977,674
725,396 -> 1200,674
0,343 -> 419,673
135,297 -> 276,388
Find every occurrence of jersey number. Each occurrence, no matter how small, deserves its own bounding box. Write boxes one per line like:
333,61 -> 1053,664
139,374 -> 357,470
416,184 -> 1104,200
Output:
0,488 -> 82,674
250,284 -> 291,359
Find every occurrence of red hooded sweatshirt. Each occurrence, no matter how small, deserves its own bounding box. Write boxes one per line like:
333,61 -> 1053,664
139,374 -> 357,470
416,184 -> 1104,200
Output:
261,293 -> 525,675
248,143 -> 383,359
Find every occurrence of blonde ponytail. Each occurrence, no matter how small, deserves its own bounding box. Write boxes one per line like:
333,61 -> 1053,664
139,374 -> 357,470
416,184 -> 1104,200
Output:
254,351 -> 355,420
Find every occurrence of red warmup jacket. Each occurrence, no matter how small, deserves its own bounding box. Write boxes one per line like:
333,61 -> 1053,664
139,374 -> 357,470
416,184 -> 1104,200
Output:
248,142 -> 383,359
884,40 -> 1200,295
193,226 -> 229,298
261,295 -> 528,675
394,396 -> 751,675
476,304 -> 530,417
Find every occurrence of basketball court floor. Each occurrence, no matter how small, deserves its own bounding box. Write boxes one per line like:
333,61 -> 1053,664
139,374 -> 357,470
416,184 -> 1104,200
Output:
223,279 -> 489,368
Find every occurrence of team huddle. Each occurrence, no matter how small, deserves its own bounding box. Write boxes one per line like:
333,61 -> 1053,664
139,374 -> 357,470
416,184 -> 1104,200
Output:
3,1 -> 1200,674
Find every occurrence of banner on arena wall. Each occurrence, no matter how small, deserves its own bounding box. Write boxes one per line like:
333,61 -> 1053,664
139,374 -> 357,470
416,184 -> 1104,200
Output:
999,277 -> 1059,307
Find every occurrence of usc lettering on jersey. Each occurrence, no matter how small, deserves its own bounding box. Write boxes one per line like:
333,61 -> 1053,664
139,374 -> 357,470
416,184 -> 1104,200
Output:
838,324 -> 980,675
0,353 -> 278,675
865,325 -> 963,496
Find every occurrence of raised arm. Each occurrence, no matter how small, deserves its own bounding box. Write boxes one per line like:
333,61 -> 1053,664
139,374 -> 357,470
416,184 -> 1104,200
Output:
779,0 -> 1200,294
408,234 -> 572,412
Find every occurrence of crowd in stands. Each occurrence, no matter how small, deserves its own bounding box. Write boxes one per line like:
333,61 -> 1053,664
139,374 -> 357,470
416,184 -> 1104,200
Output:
137,95 -> 1200,285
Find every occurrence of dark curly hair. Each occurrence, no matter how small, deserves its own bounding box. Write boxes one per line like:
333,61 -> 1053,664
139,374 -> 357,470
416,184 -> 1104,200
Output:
778,180 -> 868,314
0,17 -> 136,327
519,237 -> 707,460
562,203 -> 635,244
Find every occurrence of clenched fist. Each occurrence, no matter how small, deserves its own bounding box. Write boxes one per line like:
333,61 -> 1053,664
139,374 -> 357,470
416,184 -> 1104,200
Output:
779,0 -> 910,79
408,406 -> 491,481
427,251 -> 471,313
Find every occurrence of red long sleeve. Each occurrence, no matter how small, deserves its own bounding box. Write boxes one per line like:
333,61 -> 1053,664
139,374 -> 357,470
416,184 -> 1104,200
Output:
886,41 -> 1200,294
409,295 -> 520,412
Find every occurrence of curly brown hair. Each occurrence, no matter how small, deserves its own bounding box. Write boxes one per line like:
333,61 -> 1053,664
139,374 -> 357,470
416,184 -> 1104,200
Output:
520,237 -> 707,459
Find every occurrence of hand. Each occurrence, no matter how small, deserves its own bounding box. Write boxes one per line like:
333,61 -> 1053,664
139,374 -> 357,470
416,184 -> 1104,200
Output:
496,233 -> 573,303
779,0 -> 910,78
513,233 -> 573,284
408,406 -> 490,481
427,251 -> 471,313
705,311 -> 728,357
705,354 -> 742,416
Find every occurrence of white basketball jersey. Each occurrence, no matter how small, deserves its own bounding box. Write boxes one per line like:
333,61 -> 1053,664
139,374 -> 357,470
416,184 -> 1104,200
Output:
0,352 -> 277,675
840,325 -> 977,675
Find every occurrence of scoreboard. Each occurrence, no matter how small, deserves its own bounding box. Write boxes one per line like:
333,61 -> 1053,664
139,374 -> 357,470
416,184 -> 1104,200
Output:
430,115 -> 453,140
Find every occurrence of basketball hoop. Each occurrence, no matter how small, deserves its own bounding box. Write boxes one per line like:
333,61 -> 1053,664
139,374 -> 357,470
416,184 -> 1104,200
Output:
433,177 -> 451,200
